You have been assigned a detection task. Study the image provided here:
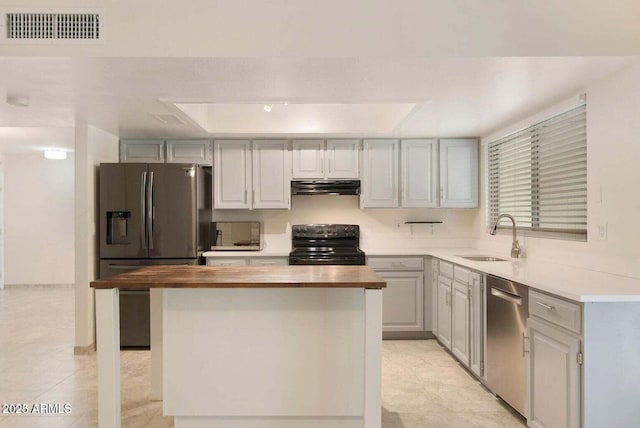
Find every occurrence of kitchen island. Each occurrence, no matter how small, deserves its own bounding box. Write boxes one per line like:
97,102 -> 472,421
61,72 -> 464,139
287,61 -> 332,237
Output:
90,265 -> 386,428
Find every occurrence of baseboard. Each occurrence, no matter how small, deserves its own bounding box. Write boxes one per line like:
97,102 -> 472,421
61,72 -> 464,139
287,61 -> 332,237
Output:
74,344 -> 96,355
383,331 -> 435,340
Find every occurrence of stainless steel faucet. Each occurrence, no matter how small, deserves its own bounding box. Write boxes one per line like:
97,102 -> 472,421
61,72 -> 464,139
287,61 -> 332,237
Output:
490,214 -> 521,259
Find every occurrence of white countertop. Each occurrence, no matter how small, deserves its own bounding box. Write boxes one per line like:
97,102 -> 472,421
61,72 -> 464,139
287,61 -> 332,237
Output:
427,249 -> 640,303
204,247 -> 640,302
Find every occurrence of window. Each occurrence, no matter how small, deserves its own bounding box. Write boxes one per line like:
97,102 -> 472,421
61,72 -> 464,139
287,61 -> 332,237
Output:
487,105 -> 587,240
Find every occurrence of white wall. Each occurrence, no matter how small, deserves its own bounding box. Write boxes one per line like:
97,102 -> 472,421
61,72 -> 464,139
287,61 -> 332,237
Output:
477,61 -> 640,278
74,125 -> 119,349
213,196 -> 479,252
4,151 -> 75,284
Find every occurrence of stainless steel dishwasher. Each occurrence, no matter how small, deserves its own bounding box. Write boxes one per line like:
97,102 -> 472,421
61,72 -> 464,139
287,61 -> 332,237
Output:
486,275 -> 529,417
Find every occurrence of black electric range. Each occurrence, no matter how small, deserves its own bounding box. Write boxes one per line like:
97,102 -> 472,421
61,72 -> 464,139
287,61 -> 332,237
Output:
288,224 -> 366,265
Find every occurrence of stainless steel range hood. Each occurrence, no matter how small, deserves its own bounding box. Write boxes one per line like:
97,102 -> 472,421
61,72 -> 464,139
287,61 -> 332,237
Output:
291,180 -> 360,196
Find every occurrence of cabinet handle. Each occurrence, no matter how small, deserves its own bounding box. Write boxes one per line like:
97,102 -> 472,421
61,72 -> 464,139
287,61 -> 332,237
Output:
252,189 -> 255,204
536,301 -> 555,311
244,190 -> 247,204
523,332 -> 529,357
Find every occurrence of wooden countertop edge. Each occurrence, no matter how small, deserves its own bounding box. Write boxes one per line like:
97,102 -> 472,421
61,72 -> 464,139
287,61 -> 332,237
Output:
90,282 -> 385,290
90,265 -> 385,290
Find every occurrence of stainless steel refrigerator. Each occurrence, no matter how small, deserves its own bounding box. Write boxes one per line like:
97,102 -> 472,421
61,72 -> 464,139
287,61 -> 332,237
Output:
98,163 -> 212,348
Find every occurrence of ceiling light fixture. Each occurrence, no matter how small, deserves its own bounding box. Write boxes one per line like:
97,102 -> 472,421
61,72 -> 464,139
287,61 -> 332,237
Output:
263,104 -> 272,113
44,149 -> 67,160
6,95 -> 29,107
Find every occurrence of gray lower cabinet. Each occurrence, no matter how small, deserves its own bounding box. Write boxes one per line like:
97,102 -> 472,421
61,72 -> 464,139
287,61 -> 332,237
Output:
527,317 -> 580,428
436,276 -> 453,348
469,271 -> 483,378
433,258 -> 484,377
451,278 -> 470,365
527,290 -> 581,428
206,256 -> 288,267
377,270 -> 424,332
367,256 -> 428,334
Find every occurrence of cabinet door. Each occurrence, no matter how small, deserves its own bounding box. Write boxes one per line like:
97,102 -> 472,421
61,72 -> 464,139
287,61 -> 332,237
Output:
248,257 -> 289,266
361,139 -> 399,208
292,140 -> 324,179
437,276 -> 452,349
452,280 -> 470,366
439,138 -> 478,208
326,139 -> 360,179
213,140 -> 252,209
528,318 -> 581,428
120,140 -> 165,163
252,140 -> 291,209
401,139 -> 438,207
431,259 -> 439,335
469,272 -> 483,377
378,271 -> 424,332
166,140 -> 212,165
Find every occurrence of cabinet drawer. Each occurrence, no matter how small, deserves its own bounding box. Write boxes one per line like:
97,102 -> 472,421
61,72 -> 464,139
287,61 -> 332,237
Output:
248,257 -> 289,266
454,266 -> 471,284
529,290 -> 582,334
206,258 -> 248,267
438,261 -> 454,279
368,257 -> 424,271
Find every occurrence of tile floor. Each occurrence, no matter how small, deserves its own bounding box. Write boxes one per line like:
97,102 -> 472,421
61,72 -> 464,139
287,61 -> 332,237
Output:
0,286 -> 526,427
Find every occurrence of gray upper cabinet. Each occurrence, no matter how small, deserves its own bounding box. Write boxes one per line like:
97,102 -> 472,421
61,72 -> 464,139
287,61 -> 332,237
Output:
361,139 -> 399,208
120,140 -> 165,163
166,140 -> 212,165
362,138 -> 478,209
401,139 -> 438,208
439,138 -> 478,208
291,139 -> 360,179
120,139 -> 212,165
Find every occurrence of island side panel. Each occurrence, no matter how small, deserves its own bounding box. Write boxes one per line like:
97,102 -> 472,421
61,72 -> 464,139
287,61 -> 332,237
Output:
583,302 -> 640,428
364,289 -> 383,428
149,288 -> 163,401
163,287 -> 366,418
95,288 -> 122,428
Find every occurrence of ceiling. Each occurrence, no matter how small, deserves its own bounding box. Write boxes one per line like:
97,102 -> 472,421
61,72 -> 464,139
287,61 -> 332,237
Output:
0,56 -> 637,153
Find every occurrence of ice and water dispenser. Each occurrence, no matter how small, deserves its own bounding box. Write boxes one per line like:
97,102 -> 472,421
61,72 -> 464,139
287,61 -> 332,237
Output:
106,211 -> 131,245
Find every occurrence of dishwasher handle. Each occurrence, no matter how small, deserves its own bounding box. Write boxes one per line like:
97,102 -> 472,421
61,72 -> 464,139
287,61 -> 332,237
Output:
490,287 -> 522,305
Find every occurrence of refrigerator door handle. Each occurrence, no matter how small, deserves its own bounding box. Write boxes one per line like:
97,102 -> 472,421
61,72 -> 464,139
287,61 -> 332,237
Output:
147,171 -> 154,250
141,171 -> 147,249
148,171 -> 154,250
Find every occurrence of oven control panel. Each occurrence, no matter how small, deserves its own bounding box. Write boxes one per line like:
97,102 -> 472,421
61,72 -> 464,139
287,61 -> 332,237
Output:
292,224 -> 359,239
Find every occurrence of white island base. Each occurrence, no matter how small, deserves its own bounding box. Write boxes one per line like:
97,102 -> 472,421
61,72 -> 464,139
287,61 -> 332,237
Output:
162,287 -> 382,428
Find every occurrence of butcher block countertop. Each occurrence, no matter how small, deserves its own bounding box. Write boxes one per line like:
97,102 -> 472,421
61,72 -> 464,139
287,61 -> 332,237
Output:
90,265 -> 386,290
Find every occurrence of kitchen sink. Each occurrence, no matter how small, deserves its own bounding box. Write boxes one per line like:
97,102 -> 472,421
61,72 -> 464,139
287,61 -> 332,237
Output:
456,255 -> 508,262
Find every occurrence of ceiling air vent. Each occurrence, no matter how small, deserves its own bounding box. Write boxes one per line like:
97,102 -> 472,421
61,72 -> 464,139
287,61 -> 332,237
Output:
1,9 -> 104,44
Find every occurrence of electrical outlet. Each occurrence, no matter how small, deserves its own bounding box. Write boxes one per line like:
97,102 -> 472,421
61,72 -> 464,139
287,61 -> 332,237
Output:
596,222 -> 608,241
394,220 -> 402,230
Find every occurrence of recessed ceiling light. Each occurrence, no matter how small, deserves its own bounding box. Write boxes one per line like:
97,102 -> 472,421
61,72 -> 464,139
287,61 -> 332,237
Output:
44,149 -> 67,160
6,95 -> 29,107
263,104 -> 273,113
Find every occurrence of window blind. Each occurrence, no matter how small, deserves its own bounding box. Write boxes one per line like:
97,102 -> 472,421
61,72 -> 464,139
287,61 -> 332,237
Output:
488,105 -> 587,238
